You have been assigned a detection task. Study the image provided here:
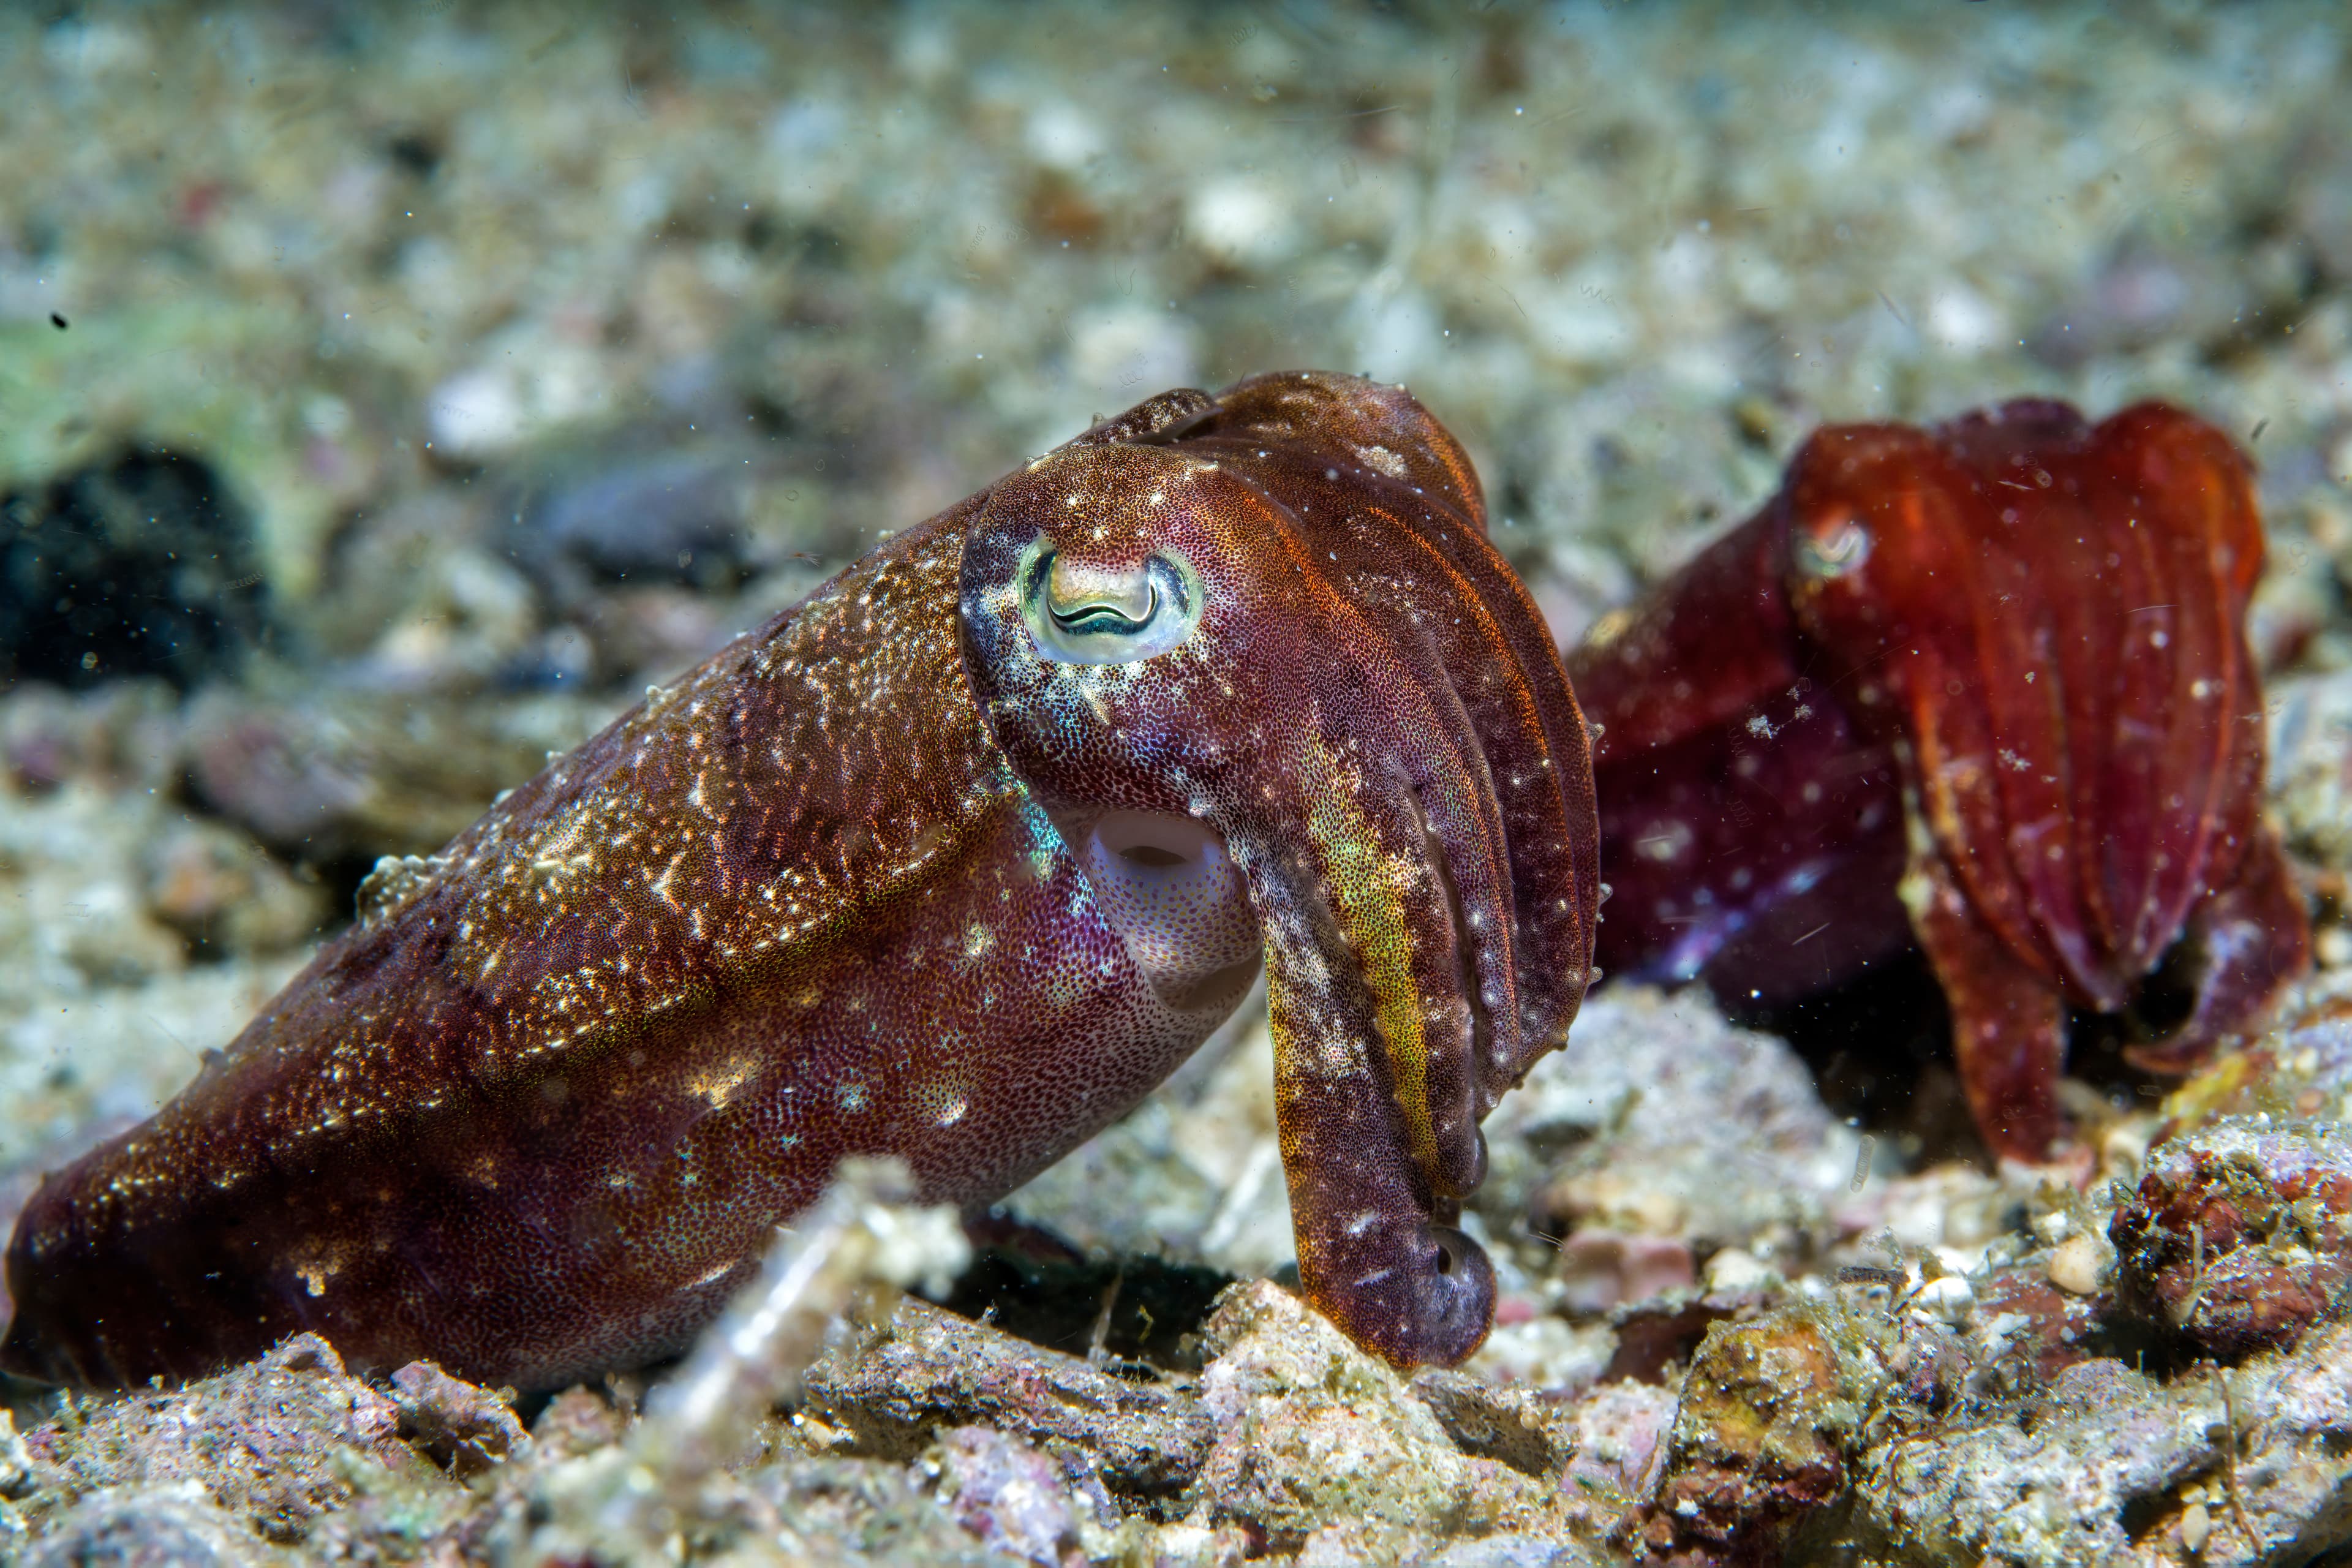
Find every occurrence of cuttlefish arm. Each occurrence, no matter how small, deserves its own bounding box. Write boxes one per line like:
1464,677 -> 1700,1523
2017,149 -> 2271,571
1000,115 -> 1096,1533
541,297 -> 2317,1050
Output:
960,371 -> 1598,1365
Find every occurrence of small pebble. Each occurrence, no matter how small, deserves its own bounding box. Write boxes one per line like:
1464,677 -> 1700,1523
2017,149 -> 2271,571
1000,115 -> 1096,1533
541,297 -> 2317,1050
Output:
2046,1234 -> 2106,1295
1915,1275 -> 1975,1324
2181,1499 -> 2211,1553
2102,1125 -> 2150,1177
1703,1248 -> 1771,1291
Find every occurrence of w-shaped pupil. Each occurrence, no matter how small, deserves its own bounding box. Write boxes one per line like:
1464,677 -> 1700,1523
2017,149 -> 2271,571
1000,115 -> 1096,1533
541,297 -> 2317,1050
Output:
1051,590 -> 1155,634
1022,545 -> 1199,665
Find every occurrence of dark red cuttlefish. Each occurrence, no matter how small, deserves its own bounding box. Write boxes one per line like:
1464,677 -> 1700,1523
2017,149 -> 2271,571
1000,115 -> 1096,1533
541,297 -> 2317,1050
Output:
4,373 -> 1597,1390
1568,399 -> 2309,1161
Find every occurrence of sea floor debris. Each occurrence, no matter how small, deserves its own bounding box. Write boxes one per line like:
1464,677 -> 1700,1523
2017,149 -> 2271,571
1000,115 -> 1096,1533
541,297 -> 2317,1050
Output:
6,983 -> 2352,1565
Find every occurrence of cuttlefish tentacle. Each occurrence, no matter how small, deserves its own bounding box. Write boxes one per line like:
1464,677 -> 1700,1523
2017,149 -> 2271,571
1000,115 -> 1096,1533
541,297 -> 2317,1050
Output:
1899,843 -> 2068,1161
960,372 -> 1594,1363
2128,830 -> 2309,1074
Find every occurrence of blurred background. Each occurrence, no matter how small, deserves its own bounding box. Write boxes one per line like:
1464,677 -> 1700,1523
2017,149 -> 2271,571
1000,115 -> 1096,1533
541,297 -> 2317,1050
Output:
4,0 -> 2351,1191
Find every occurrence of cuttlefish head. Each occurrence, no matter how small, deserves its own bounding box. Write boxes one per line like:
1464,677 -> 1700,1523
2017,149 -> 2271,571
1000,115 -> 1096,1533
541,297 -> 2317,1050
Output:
959,372 -> 1598,1366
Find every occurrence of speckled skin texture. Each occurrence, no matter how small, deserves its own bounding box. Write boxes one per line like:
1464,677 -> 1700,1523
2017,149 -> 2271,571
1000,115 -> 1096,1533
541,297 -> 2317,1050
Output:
1570,399 -> 2308,1161
3,371 -> 1596,1390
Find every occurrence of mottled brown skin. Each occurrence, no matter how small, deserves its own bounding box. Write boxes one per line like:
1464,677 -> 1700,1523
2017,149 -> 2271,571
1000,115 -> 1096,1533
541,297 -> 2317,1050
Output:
1569,399 -> 2309,1161
4,372 -> 1597,1390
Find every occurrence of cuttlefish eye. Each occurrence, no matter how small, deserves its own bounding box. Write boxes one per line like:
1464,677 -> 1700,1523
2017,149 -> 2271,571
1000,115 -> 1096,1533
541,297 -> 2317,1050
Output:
1794,511 -> 1872,580
1020,540 -> 1204,665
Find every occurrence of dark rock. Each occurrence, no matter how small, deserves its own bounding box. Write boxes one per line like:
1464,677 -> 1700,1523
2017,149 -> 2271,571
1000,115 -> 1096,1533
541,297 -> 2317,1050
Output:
2111,1118 -> 2352,1360
0,449 -> 273,693
800,1296 -> 1213,1501
21,1487 -> 265,1568
388,1360 -> 529,1479
932,1425 -> 1092,1566
526,1386 -> 630,1461
941,1235 -> 1235,1368
1601,1287 -> 1765,1384
1970,1265 -> 2107,1387
516,449 -> 760,594
17,1333 -> 454,1547
1410,1368 -> 1571,1480
1630,1305 -> 1868,1567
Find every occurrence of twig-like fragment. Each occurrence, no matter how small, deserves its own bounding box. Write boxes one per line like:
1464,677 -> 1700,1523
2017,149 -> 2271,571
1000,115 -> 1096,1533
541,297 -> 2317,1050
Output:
524,1158 -> 971,1565
639,1156 -> 970,1477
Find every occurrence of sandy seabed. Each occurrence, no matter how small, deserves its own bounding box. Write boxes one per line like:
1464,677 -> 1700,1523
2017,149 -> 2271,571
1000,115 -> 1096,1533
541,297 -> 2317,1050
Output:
6,3 -> 2352,1562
